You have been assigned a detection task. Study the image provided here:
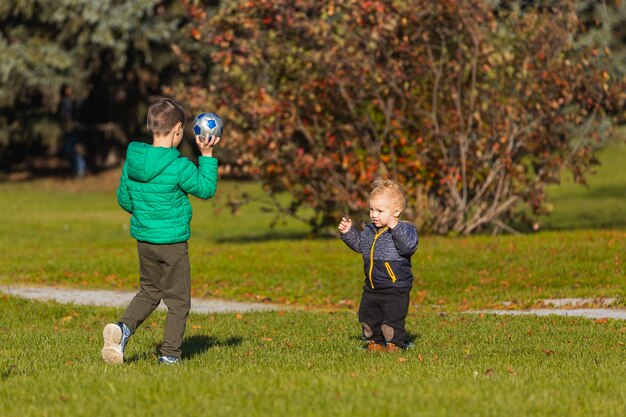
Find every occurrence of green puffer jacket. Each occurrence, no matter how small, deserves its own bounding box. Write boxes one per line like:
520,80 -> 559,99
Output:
116,141 -> 218,244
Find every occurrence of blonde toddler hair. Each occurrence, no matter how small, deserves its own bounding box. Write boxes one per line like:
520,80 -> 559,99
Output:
368,177 -> 406,212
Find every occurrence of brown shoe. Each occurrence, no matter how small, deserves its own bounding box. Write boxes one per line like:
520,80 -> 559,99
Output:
366,341 -> 384,352
385,343 -> 401,353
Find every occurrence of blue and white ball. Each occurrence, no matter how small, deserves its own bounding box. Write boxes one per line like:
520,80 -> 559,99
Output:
192,112 -> 223,140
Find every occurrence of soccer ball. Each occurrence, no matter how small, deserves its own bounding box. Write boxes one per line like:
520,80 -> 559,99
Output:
192,112 -> 223,140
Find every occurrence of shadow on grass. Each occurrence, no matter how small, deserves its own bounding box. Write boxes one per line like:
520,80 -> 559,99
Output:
180,335 -> 243,359
406,332 -> 421,344
125,335 -> 243,363
214,231 -> 335,244
543,217 -> 626,231
549,184 -> 626,201
349,331 -> 421,347
537,198 -> 626,231
125,352 -> 158,363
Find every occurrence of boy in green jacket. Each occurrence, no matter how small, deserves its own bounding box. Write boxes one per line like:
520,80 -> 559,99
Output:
102,98 -> 219,365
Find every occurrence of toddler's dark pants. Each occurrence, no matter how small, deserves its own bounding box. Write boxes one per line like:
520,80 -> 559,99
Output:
358,285 -> 410,347
120,241 -> 190,358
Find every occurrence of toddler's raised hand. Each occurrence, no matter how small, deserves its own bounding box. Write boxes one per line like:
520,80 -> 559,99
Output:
338,217 -> 352,234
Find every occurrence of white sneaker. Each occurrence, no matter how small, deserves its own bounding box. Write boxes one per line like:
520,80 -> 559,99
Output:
158,356 -> 180,365
101,322 -> 130,364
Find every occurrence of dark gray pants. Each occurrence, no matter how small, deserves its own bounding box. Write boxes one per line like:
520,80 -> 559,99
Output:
358,286 -> 410,347
120,241 -> 191,358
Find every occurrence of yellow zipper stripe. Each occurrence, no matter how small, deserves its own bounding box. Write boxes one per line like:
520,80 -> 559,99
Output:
384,262 -> 397,283
368,227 -> 388,288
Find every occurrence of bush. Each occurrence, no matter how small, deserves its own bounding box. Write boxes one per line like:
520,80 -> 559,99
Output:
180,0 -> 623,234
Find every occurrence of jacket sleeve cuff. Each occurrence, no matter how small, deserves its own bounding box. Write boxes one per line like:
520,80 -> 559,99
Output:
198,156 -> 218,167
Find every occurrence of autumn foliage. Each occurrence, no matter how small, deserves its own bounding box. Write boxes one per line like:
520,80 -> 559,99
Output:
180,0 -> 622,234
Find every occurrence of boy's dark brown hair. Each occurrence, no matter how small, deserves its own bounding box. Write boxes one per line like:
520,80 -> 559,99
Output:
146,98 -> 185,135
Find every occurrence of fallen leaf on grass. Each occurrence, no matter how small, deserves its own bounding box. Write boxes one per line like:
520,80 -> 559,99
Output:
485,368 -> 495,377
596,318 -> 609,324
261,337 -> 273,342
191,325 -> 202,330
235,313 -> 243,320
417,353 -> 423,362
415,290 -> 428,303
507,367 -> 516,375
543,349 -> 554,356
398,357 -> 408,362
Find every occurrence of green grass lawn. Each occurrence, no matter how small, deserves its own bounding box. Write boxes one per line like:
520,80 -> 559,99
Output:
540,142 -> 626,231
3,296 -> 626,417
0,172 -> 623,310
0,144 -> 625,416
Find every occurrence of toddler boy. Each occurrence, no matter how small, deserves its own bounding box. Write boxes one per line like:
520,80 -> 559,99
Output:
338,178 -> 418,352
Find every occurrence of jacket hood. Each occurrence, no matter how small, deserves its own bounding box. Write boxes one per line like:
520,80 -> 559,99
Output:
125,142 -> 180,183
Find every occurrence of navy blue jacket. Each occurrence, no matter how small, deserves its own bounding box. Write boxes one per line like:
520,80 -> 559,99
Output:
341,221 -> 418,289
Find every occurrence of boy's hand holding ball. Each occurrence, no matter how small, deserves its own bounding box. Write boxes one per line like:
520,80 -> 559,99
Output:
193,112 -> 223,157
195,135 -> 220,157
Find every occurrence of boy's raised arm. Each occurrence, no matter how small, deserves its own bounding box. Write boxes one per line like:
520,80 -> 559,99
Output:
116,164 -> 133,213
178,156 -> 218,199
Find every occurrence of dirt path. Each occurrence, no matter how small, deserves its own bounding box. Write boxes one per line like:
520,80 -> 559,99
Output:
3,285 -> 626,319
469,308 -> 626,320
0,285 -> 280,314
